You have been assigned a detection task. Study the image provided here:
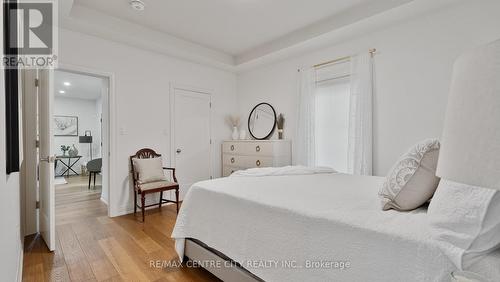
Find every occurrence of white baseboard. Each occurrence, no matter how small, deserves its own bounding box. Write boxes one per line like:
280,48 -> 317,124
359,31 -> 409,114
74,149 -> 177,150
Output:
111,198 -> 175,217
17,244 -> 23,282
100,197 -> 109,205
110,205 -> 133,217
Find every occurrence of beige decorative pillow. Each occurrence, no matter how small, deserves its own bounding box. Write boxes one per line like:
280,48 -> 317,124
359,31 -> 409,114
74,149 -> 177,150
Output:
132,157 -> 166,184
379,139 -> 440,211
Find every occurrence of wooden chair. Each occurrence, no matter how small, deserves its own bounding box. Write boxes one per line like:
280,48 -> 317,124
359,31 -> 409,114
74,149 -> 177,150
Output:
130,148 -> 179,222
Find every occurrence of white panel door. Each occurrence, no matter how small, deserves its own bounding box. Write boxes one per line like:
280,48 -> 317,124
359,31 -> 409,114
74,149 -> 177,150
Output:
173,88 -> 211,199
22,69 -> 40,236
38,69 -> 55,251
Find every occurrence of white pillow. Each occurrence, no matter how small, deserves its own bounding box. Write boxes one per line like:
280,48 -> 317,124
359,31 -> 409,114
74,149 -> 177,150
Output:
428,179 -> 500,269
379,139 -> 441,211
132,157 -> 166,184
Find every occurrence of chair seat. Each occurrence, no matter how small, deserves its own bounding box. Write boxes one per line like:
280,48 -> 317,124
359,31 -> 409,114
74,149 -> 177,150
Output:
138,180 -> 178,191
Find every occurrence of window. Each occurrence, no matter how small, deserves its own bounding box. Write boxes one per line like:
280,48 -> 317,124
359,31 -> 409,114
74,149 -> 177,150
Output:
314,63 -> 350,172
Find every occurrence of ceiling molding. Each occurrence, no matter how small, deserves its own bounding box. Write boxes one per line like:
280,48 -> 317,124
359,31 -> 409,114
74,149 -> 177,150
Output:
235,0 -> 414,65
58,0 -> 464,73
58,0 -> 73,17
60,4 -> 235,71
234,0 -> 462,72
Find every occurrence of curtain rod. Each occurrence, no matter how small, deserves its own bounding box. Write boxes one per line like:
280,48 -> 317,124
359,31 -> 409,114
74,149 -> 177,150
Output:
313,48 -> 377,69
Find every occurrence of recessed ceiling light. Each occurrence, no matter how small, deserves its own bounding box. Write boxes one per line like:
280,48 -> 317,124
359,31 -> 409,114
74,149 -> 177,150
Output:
63,82 -> 71,86
129,0 -> 145,11
59,90 -> 65,94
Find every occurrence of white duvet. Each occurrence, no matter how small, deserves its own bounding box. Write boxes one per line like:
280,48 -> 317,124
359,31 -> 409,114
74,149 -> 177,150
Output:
230,165 -> 336,177
172,173 -> 500,282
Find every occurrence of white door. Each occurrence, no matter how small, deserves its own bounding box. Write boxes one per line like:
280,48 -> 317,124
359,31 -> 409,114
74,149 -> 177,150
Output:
38,69 -> 56,251
172,88 -> 211,199
22,70 -> 40,236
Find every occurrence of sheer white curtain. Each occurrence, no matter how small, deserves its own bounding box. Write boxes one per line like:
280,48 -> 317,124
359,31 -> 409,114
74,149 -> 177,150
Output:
294,68 -> 316,166
347,53 -> 373,175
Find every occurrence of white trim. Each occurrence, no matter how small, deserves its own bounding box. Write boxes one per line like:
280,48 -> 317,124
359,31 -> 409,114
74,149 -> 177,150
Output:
169,83 -> 214,189
114,205 -> 133,217
16,246 -> 23,282
56,63 -> 117,217
170,83 -> 214,96
114,202 -> 176,217
100,196 -> 108,206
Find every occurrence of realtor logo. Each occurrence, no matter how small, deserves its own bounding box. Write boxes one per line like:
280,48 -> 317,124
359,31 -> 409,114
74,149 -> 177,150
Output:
3,0 -> 58,69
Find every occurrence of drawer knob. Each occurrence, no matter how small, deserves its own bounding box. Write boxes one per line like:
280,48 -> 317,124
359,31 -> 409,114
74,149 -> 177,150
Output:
231,157 -> 235,163
256,160 -> 261,166
255,145 -> 261,152
230,145 -> 235,151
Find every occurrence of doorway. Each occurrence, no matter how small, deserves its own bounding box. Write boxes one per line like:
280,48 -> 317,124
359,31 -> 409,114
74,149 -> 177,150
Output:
52,70 -> 109,226
22,67 -> 113,251
170,85 -> 213,200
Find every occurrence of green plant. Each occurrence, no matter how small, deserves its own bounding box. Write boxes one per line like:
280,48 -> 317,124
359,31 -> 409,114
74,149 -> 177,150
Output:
60,145 -> 70,153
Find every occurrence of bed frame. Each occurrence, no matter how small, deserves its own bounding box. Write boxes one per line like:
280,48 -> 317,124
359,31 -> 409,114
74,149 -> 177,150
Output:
184,239 -> 263,282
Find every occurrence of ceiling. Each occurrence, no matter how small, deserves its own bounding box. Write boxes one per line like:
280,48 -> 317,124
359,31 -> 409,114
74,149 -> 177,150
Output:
54,70 -> 105,100
73,0 -> 401,55
61,0 -> 457,70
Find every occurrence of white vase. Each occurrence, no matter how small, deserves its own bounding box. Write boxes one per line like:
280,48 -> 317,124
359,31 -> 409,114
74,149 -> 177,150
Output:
232,126 -> 239,140
239,129 -> 246,140
68,144 -> 79,157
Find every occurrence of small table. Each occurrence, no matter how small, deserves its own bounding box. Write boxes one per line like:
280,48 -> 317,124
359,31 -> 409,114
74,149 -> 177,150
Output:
55,155 -> 82,177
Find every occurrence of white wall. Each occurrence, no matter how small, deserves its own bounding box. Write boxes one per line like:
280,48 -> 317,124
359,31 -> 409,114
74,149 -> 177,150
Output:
53,96 -> 101,174
236,0 -> 500,176
0,3 -> 23,279
58,28 -> 238,216
0,88 -> 23,282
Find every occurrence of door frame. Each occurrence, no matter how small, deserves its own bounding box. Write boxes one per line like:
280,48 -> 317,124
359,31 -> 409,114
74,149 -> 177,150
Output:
22,64 -> 117,236
53,64 -> 116,218
169,83 -> 214,184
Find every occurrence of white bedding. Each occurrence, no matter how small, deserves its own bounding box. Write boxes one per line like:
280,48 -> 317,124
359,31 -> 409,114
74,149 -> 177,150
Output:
172,173 -> 500,282
231,165 -> 336,177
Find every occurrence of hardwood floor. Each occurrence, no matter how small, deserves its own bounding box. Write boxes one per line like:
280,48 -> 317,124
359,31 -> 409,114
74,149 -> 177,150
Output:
23,175 -> 219,282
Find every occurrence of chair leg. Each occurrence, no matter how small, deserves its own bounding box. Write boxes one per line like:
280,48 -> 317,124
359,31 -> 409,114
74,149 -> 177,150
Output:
134,191 -> 137,215
159,191 -> 163,209
175,188 -> 179,214
88,173 -> 91,190
93,173 -> 96,189
141,194 -> 146,223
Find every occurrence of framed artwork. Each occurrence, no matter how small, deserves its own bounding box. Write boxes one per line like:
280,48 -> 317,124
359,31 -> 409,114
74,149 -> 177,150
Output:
53,116 -> 79,136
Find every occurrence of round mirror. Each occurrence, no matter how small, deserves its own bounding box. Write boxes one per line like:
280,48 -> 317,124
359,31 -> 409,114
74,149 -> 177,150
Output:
248,103 -> 277,140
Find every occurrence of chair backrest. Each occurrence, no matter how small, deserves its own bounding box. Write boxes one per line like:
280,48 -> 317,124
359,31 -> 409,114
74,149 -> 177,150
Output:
87,158 -> 102,172
130,148 -> 162,185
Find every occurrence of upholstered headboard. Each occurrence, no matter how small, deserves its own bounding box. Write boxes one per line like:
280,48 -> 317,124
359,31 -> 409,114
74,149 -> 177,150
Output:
436,39 -> 500,189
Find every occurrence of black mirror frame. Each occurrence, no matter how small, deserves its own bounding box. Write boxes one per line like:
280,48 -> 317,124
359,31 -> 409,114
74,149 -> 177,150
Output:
248,102 -> 277,140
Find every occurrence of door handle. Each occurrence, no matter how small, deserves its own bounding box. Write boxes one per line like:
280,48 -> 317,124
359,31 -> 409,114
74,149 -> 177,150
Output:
40,155 -> 56,163
176,149 -> 182,154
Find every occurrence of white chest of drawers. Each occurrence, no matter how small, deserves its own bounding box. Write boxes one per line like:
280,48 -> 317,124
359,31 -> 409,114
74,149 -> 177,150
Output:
222,140 -> 292,177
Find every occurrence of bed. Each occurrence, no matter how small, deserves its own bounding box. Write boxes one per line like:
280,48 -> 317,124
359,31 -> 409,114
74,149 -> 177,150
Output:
172,173 -> 500,282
